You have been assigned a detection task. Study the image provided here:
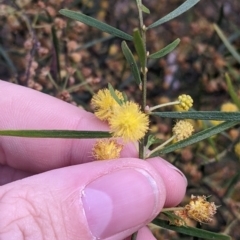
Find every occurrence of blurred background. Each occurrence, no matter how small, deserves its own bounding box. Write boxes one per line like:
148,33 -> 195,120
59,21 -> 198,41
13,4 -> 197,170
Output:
0,0 -> 240,239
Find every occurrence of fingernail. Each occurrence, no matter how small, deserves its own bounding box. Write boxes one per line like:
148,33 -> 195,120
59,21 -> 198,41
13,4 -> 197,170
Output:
171,167 -> 188,185
161,160 -> 188,185
148,157 -> 188,185
148,158 -> 187,207
81,168 -> 164,239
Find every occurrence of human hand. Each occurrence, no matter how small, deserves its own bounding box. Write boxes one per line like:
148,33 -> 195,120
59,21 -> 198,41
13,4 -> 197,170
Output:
0,80 -> 187,240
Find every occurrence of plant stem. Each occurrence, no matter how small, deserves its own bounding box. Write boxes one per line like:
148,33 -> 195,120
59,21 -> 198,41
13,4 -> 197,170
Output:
161,207 -> 185,212
47,72 -> 59,90
149,101 -> 180,112
146,135 -> 175,158
66,81 -> 90,93
137,0 -> 147,159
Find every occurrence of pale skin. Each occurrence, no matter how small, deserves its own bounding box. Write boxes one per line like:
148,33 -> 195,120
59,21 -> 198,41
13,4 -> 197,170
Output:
0,80 -> 187,240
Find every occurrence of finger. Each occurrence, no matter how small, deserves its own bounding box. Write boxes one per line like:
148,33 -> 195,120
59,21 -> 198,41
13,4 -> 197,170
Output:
0,164 -> 32,186
136,226 -> 157,240
124,226 -> 156,240
0,80 -> 137,172
0,157 -> 187,208
147,157 -> 187,207
0,158 -> 166,240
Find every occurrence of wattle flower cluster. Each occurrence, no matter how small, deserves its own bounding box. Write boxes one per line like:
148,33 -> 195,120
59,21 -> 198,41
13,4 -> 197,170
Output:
91,88 -> 149,160
91,88 -> 149,142
170,195 -> 217,226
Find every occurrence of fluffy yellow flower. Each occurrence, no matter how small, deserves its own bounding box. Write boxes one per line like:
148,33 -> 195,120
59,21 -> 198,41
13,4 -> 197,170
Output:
234,142 -> 240,158
109,102 -> 149,142
92,139 -> 123,160
91,89 -> 124,121
172,120 -> 194,141
210,120 -> 222,126
185,195 -> 217,224
211,102 -> 239,126
221,102 -> 238,112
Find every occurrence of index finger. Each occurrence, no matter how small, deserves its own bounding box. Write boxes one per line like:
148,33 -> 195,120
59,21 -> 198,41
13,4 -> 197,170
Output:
0,80 -> 137,172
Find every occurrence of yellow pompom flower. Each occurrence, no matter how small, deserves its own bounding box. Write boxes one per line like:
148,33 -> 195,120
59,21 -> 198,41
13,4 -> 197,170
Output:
210,120 -> 221,126
172,120 -> 194,141
211,102 -> 239,126
109,101 -> 149,142
178,94 -> 193,111
92,139 -> 123,160
221,102 -> 238,112
91,89 -> 124,121
146,120 -> 194,158
150,94 -> 193,112
185,195 -> 217,224
234,142 -> 240,158
174,104 -> 186,112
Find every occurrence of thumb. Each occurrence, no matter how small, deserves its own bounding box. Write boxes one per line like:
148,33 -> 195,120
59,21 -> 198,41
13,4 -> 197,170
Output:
0,158 -> 166,240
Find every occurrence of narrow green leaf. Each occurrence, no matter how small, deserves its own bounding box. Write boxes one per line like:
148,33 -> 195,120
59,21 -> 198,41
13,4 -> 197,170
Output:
150,121 -> 239,156
121,41 -> 142,85
214,24 -> 240,64
108,83 -> 122,105
225,172 -> 240,198
162,212 -> 187,226
76,36 -> 114,51
225,73 -> 240,109
152,219 -> 231,240
146,135 -> 162,149
149,38 -> 180,59
0,45 -> 16,73
0,130 -> 111,139
140,4 -> 150,14
133,29 -> 146,69
151,111 -> 240,121
51,26 -> 61,81
147,0 -> 200,29
59,9 -> 133,41
122,92 -> 128,102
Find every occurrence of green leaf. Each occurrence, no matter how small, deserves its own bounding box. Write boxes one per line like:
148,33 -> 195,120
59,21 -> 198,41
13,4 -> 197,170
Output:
225,172 -> 240,198
76,35 -> 114,51
51,26 -> 61,82
59,9 -> 133,41
121,41 -> 142,85
149,38 -> 180,59
136,0 -> 150,15
151,111 -> 240,121
0,130 -> 111,139
147,0 -> 200,29
140,4 -> 150,14
122,92 -> 128,102
0,45 -> 16,73
108,83 -> 122,105
162,211 -> 187,226
214,24 -> 240,64
146,134 -> 162,149
225,73 -> 240,109
150,121 -> 239,156
152,219 -> 231,240
133,29 -> 146,69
